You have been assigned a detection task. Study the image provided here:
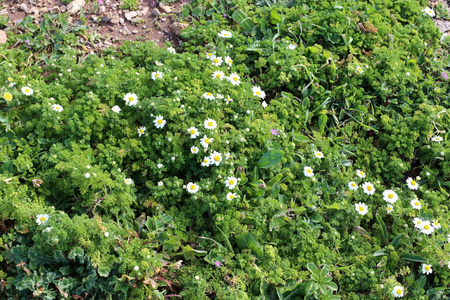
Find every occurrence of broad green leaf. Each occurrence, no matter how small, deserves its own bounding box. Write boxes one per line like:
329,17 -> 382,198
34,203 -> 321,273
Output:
231,10 -> 255,32
326,203 -> 340,210
372,249 -> 388,256
306,262 -> 319,275
390,234 -> 402,249
401,253 -> 427,263
257,150 -> 284,168
376,214 -> 388,246
318,114 -> 328,135
353,226 -> 372,240
68,247 -> 84,260
293,134 -> 311,143
236,232 -> 264,259
98,266 -> 110,277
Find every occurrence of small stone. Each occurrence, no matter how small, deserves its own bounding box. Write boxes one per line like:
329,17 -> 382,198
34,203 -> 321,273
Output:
99,5 -> 106,14
60,5 -> 67,13
119,17 -> 125,25
141,7 -> 149,15
101,16 -> 110,23
152,8 -> 161,17
67,0 -> 86,15
0,9 -> 7,16
50,7 -> 60,14
20,3 -> 29,13
132,30 -> 138,34
170,22 -> 189,37
92,15 -> 98,22
124,11 -> 137,21
161,18 -> 166,22
0,30 -> 7,44
159,3 -> 173,13
110,15 -> 120,24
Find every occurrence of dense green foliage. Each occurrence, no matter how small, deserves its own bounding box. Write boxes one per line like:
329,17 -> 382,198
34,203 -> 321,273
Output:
1,0 -> 449,299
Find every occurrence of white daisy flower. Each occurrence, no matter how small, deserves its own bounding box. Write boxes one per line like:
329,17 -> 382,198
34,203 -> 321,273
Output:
420,221 -> 434,235
225,176 -> 238,189
153,115 -> 166,129
209,151 -> 222,166
228,72 -> 241,86
157,164 -> 163,169
151,71 -> 163,80
155,61 -> 164,66
431,220 -> 441,229
187,127 -> 200,139
224,55 -> 233,66
225,152 -> 231,159
226,192 -> 237,201
422,7 -> 435,17
111,105 -> 121,113
356,169 -> 366,178
138,126 -> 146,137
406,177 -> 419,190
386,204 -> 393,214
355,202 -> 368,215
186,182 -> 199,194
410,199 -> 421,209
225,95 -> 233,105
252,86 -> 266,99
51,104 -> 64,112
303,166 -> 314,177
212,70 -> 225,80
200,135 -> 213,149
262,101 -> 267,108
391,286 -> 404,298
413,217 -> 423,229
167,47 -> 176,54
123,93 -> 138,106
431,136 -> 443,142
204,118 -> 217,130
355,66 -> 364,74
211,56 -> 223,66
201,156 -> 211,167
314,151 -> 324,159
21,86 -> 33,96
202,92 -> 215,100
382,190 -> 398,204
124,178 -> 133,185
218,30 -> 232,38
422,264 -> 432,275
205,52 -> 215,60
190,146 -> 199,154
84,173 -> 90,178
348,181 -> 358,191
216,93 -> 224,99
288,43 -> 297,50
158,181 -> 164,186
362,182 -> 375,195
36,214 -> 49,225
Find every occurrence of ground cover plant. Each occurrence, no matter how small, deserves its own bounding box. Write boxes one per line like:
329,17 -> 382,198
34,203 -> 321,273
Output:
0,0 -> 450,299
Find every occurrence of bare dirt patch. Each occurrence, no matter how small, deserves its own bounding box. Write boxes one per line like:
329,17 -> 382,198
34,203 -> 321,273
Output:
1,0 -> 190,50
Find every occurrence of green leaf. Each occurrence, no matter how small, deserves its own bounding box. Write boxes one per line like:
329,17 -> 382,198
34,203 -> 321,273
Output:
400,253 -> 427,263
353,226 -> 372,240
326,203 -> 340,210
68,247 -> 84,260
231,10 -> 255,32
257,150 -> 285,168
306,262 -> 319,275
372,249 -> 388,256
270,9 -> 282,24
98,266 -> 110,277
236,232 -> 264,259
293,134 -> 311,143
376,214 -> 388,246
390,234 -> 402,249
318,114 -> 328,135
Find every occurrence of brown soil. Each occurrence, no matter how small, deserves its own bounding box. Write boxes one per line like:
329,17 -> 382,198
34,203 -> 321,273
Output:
1,0 -> 189,50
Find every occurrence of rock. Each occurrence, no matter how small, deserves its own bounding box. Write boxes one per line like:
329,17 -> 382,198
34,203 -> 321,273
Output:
0,9 -> 7,16
60,5 -> 67,13
101,16 -> 110,23
170,22 -> 189,36
39,8 -> 48,15
99,6 -> 106,14
50,7 -> 61,14
20,3 -> 29,13
433,19 -> 450,33
152,8 -> 161,17
29,7 -> 39,16
110,14 -> 120,24
92,15 -> 98,22
141,7 -> 149,16
132,30 -> 138,34
124,11 -> 137,21
0,30 -> 7,44
67,0 -> 86,15
119,17 -> 125,25
158,2 -> 173,13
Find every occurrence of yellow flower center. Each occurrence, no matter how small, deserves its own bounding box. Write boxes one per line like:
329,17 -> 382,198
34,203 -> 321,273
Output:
205,138 -> 210,144
129,97 -> 134,101
190,185 -> 196,190
214,59 -> 219,63
256,91 -> 261,95
214,156 -> 220,162
208,122 -> 213,127
417,220 -> 422,224
415,201 -> 419,206
25,89 -> 30,93
411,180 -> 416,185
190,130 -> 196,135
351,183 -> 356,187
388,207 -> 392,211
155,74 -> 160,77
359,172 -> 364,176
157,119 -> 163,124
397,289 -> 402,295
207,93 -> 212,96
425,266 -> 430,271
359,207 -> 364,211
8,77 -> 13,82
216,74 -> 221,78
424,225 -> 430,230
229,180 -> 235,185
40,217 -> 46,222
388,194 -> 393,198
367,186 -> 373,191
306,169 -> 312,173
233,77 -> 238,81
